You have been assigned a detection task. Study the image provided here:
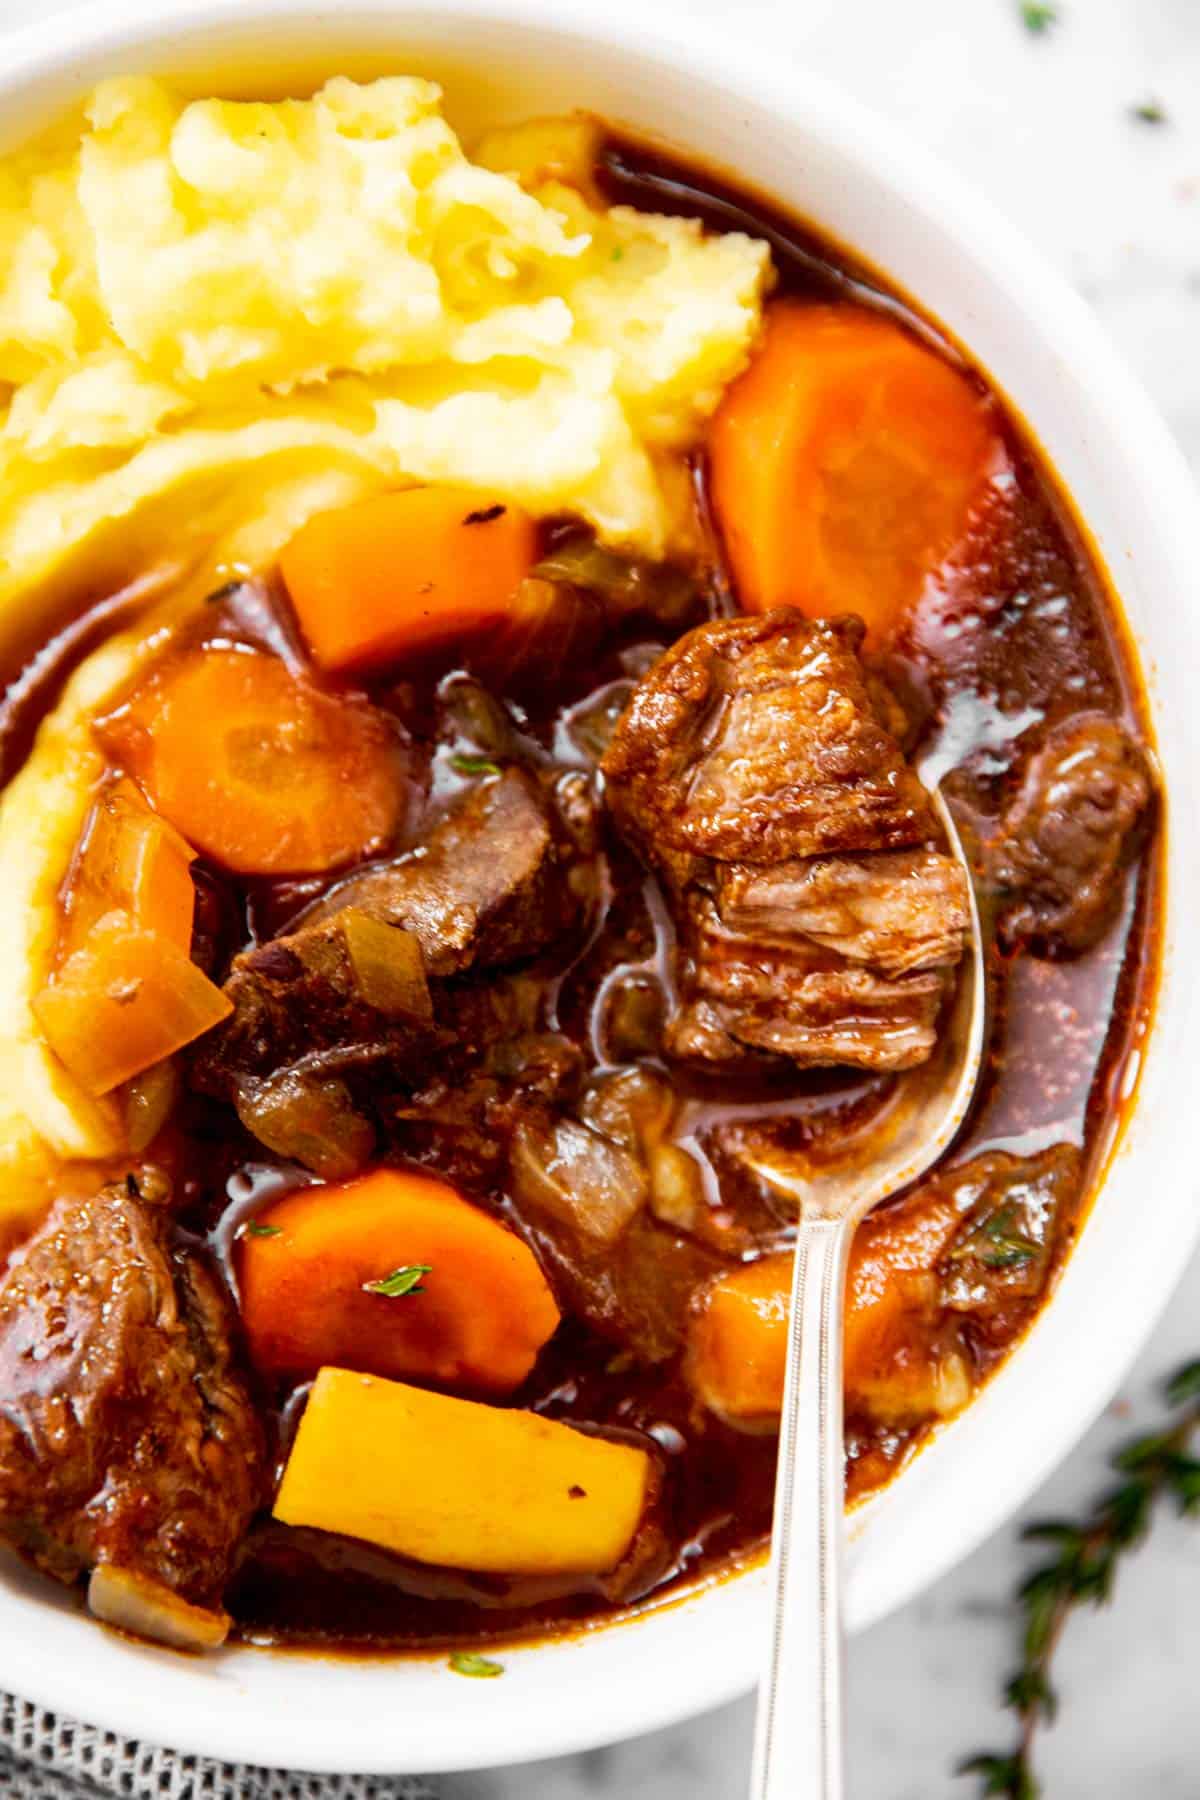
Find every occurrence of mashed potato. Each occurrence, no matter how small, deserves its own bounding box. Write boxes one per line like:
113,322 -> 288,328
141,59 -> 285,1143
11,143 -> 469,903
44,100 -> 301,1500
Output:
0,75 -> 771,623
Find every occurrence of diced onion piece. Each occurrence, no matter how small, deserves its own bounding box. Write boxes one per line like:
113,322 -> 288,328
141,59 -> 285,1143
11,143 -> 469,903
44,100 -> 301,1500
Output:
120,1057 -> 180,1154
339,911 -> 431,1018
87,1564 -> 229,1651
580,1066 -> 675,1153
511,1114 -> 647,1247
932,1351 -> 972,1419
235,1070 -> 375,1178
648,1143 -> 705,1233
533,539 -> 698,629
60,779 -> 196,962
33,911 -> 231,1096
275,1367 -> 652,1576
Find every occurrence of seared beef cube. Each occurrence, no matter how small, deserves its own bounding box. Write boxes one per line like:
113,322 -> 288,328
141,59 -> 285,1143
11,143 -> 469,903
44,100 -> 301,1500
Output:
0,1178 -> 263,1641
192,769 -> 594,1167
716,848 -> 969,978
989,714 -> 1152,955
600,609 -> 965,1075
601,610 -> 934,869
193,916 -> 438,1099
528,1212 -> 723,1365
668,894 -> 951,1072
308,768 -> 584,977
939,1142 -> 1081,1332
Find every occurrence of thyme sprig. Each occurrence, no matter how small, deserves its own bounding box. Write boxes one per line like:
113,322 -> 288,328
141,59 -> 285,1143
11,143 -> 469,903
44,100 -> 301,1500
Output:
961,1360 -> 1200,1798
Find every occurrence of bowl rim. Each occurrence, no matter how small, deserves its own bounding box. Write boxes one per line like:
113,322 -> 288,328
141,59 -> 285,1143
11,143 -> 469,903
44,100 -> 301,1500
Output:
0,0 -> 1197,1775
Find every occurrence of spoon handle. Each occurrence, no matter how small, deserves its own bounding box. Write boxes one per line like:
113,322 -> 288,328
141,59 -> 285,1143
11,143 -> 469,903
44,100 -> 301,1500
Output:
749,1214 -> 851,1800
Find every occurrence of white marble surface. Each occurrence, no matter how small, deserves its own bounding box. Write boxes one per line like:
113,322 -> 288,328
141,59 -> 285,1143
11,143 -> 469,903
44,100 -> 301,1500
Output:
0,0 -> 1195,1793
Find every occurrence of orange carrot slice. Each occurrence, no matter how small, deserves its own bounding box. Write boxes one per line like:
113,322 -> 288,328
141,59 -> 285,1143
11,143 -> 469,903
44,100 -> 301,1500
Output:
238,1167 -> 560,1395
98,646 -> 405,877
280,488 -> 538,674
708,301 -> 999,640
33,910 -> 232,1096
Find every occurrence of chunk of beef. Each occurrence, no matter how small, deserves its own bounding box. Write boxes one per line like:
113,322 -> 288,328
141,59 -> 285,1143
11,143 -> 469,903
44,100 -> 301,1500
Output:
989,714 -> 1153,955
307,768 -> 580,977
939,1142 -> 1080,1280
717,849 -> 969,978
601,612 -> 968,1074
847,1141 -> 1080,1427
528,1211 -> 724,1364
0,1177 -> 264,1639
192,770 -> 594,1165
193,916 -> 439,1099
386,1024 -> 581,1187
601,610 -> 935,870
667,894 -> 951,1071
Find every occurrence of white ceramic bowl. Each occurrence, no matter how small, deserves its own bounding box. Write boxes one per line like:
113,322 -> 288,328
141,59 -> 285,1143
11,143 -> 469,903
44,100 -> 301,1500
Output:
1,0 -> 1197,1775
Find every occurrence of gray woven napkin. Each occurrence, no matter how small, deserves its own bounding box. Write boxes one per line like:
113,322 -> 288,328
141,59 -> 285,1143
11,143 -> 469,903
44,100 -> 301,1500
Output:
0,1696 -> 437,1800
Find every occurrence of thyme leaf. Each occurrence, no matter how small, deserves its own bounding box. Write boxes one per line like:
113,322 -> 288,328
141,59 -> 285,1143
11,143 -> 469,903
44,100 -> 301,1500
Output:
449,1651 -> 504,1679
450,753 -> 502,777
362,1263 -> 432,1298
948,1204 -> 1040,1270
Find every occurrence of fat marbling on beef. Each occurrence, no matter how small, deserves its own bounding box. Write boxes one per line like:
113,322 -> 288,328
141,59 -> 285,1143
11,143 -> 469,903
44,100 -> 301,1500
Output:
601,609 -> 969,1073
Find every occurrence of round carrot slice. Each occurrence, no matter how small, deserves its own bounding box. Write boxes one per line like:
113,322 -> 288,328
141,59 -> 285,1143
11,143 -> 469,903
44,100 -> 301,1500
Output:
98,646 -> 406,876
237,1168 -> 561,1395
708,301 -> 1001,641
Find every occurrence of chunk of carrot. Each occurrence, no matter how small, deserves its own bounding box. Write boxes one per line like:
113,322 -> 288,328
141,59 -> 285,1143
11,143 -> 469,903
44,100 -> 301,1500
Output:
32,910 -> 232,1096
688,1191 -> 971,1429
238,1168 -> 560,1394
708,302 -> 999,640
280,488 -> 538,674
275,1368 -> 652,1575
686,1252 -> 791,1430
58,779 -> 196,962
843,1193 -> 967,1422
97,647 -> 405,877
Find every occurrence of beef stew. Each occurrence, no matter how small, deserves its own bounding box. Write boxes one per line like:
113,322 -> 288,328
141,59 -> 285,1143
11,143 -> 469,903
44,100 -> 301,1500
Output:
0,112 -> 1159,1660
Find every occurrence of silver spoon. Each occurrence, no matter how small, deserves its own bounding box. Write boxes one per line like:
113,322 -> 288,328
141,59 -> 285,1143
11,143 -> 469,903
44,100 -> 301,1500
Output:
748,788 -> 988,1800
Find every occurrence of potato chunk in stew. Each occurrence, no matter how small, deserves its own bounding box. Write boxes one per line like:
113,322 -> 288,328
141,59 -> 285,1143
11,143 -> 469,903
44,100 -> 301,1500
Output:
275,1369 -> 653,1576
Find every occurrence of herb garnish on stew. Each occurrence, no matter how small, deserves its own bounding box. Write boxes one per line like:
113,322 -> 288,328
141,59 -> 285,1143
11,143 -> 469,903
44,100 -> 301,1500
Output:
362,1265 -> 433,1299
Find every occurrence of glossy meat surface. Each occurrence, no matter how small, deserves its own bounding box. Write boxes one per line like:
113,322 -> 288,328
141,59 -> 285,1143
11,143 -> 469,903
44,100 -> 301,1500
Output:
0,1176 -> 264,1610
667,892 -> 952,1070
603,610 -> 968,1072
603,610 -> 934,868
192,767 -> 594,1162
990,713 -> 1152,955
306,767 -> 581,976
